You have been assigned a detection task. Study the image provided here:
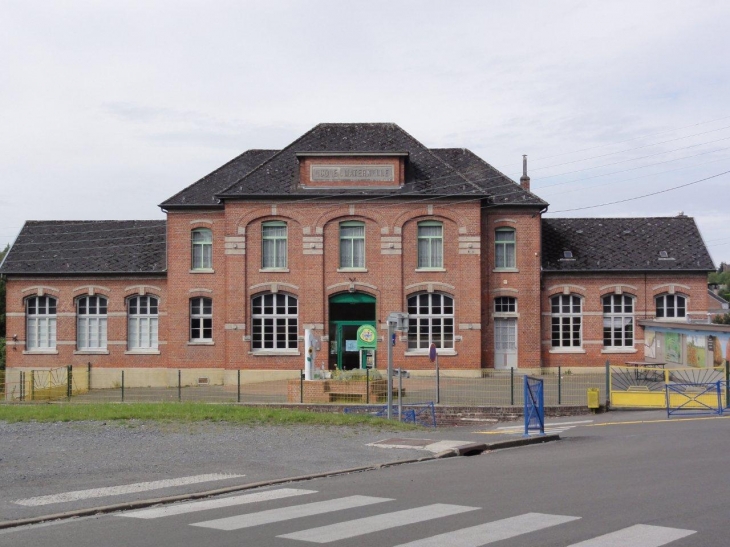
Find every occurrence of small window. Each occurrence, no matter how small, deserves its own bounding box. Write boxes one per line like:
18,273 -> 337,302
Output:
494,297 -> 517,313
191,228 -> 213,270
77,296 -> 108,350
26,296 -> 57,350
656,294 -> 686,319
563,250 -> 573,259
340,221 -> 365,268
190,297 -> 213,341
551,294 -> 582,348
417,222 -> 443,269
659,251 -> 668,258
262,221 -> 287,269
128,295 -> 159,350
495,228 -> 516,269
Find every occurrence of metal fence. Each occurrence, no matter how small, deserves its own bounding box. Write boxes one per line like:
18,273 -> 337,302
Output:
3,365 -> 606,407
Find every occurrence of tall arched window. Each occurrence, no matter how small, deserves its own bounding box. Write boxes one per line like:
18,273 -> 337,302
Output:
77,295 -> 108,350
190,297 -> 213,342
251,293 -> 298,350
407,293 -> 454,349
191,228 -> 213,270
551,294 -> 582,348
26,295 -> 57,350
495,228 -> 516,269
656,294 -> 686,319
128,295 -> 159,350
603,294 -> 634,347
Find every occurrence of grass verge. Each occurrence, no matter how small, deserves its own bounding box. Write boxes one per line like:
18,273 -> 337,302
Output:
0,402 -> 419,428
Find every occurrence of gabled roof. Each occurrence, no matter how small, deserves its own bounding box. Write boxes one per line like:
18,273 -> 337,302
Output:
160,149 -> 278,208
0,221 -> 166,275
541,217 -> 715,272
708,290 -> 729,309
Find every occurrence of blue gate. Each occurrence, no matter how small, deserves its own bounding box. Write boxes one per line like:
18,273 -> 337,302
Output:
666,381 -> 724,418
524,375 -> 545,436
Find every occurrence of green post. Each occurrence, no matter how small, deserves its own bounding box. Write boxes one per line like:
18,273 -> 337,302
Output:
605,359 -> 610,409
300,371 -> 304,403
30,370 -> 34,401
178,370 -> 182,402
237,370 -> 241,403
20,371 -> 25,401
87,362 -> 92,392
366,368 -> 370,404
510,368 -> 514,406
67,365 -> 72,400
558,366 -> 562,405
121,370 -> 125,402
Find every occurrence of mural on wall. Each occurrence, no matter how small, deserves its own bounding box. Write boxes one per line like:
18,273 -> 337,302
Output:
665,332 -> 682,364
711,336 -> 724,367
645,331 -> 656,359
686,335 -> 706,368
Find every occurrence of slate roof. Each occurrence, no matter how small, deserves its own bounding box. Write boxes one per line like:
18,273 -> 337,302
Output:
0,221 -> 166,275
160,149 -> 278,208
541,217 -> 715,272
167,123 -> 546,205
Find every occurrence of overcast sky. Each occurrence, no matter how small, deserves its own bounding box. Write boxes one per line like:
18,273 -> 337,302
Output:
1,0 -> 729,265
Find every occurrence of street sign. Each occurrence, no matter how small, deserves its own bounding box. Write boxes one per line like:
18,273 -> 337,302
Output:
429,343 -> 437,362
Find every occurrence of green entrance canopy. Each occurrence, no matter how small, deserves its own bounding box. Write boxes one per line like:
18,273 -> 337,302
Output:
329,293 -> 376,304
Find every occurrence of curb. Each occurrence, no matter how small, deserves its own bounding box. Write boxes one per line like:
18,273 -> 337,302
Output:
0,434 -> 559,531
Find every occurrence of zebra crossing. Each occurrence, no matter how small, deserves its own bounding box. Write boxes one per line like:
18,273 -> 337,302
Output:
118,486 -> 696,546
479,419 -> 595,436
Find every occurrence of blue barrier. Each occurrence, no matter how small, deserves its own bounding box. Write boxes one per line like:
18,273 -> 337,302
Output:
344,402 -> 437,427
524,375 -> 545,436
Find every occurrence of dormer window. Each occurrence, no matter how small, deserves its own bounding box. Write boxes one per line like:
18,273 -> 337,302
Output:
563,251 -> 573,259
659,251 -> 669,258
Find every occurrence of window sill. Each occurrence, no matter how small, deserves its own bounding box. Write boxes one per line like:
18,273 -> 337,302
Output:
22,350 -> 59,355
250,350 -> 301,356
259,268 -> 290,273
405,350 -> 457,357
415,268 -> 446,272
492,268 -> 519,273
74,350 -> 109,355
189,269 -> 215,274
549,348 -> 586,354
601,348 -> 638,354
187,341 -> 214,346
337,267 -> 368,273
125,350 -> 161,355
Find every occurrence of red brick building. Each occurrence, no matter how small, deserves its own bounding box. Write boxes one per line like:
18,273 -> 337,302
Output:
0,123 -> 716,379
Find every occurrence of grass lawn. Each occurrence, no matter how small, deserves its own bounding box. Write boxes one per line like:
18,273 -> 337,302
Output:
0,402 -> 418,428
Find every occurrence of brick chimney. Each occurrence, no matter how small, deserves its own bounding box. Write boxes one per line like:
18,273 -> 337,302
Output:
520,154 -> 530,191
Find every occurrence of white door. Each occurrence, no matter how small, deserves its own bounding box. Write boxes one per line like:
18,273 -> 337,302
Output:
494,318 -> 518,369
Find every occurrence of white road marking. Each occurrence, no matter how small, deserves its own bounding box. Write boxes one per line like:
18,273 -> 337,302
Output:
278,503 -> 479,543
120,488 -> 316,519
566,524 -> 696,546
496,420 -> 594,430
481,419 -> 594,436
190,495 -> 391,531
14,474 -> 245,506
390,512 -> 580,547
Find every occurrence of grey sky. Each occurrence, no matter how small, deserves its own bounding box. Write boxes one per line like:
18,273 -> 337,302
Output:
1,0 -> 729,264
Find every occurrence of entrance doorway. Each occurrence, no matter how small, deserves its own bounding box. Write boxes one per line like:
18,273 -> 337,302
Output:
329,292 -> 376,370
494,318 -> 517,369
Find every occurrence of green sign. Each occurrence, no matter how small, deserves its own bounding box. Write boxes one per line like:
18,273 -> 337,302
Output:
356,324 -> 378,350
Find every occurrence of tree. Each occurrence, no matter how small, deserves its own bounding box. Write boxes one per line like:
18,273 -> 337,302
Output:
712,312 -> 730,325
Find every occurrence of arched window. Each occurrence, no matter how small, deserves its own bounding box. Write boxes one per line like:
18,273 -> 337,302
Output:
656,294 -> 686,318
551,294 -> 582,348
191,228 -> 213,270
190,297 -> 213,342
77,295 -> 108,350
26,296 -> 57,350
128,295 -> 159,350
339,221 -> 365,269
417,221 -> 443,269
251,293 -> 298,350
262,221 -> 287,269
407,293 -> 454,349
495,228 -> 516,269
603,294 -> 634,347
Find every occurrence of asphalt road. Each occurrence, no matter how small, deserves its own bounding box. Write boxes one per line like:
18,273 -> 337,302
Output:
3,410 -> 729,546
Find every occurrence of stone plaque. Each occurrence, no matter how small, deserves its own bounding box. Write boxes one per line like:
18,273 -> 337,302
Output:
310,164 -> 394,182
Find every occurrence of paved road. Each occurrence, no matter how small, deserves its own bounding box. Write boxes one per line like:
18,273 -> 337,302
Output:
3,410 -> 728,546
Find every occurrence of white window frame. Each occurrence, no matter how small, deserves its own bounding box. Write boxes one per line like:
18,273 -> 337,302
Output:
251,293 -> 298,351
128,295 -> 159,350
191,228 -> 213,270
551,294 -> 582,348
77,295 -> 108,351
495,228 -> 516,269
417,221 -> 443,269
262,221 -> 287,269
190,297 -> 213,342
339,221 -> 365,269
655,294 -> 687,319
26,296 -> 57,350
603,294 -> 634,348
407,292 -> 454,350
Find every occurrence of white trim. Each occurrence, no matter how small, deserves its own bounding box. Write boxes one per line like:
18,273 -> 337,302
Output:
22,350 -> 58,355
405,350 -> 457,357
492,268 -> 519,273
250,350 -> 300,356
601,348 -> 638,354
549,348 -> 586,354
73,350 -> 110,355
189,269 -> 215,274
124,350 -> 162,355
